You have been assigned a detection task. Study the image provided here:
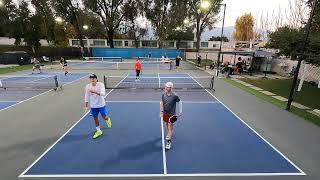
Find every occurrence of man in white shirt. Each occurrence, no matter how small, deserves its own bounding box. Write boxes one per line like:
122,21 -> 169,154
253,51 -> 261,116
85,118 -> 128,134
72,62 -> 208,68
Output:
84,74 -> 112,139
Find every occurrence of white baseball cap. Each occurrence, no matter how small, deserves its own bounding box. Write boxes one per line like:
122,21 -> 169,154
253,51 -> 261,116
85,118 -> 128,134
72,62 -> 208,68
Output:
165,82 -> 174,88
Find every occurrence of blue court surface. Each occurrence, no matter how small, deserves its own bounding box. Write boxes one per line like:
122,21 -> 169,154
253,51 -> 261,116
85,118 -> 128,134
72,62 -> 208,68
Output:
69,62 -> 114,68
20,73 -> 304,177
69,60 -> 172,70
0,72 -> 88,111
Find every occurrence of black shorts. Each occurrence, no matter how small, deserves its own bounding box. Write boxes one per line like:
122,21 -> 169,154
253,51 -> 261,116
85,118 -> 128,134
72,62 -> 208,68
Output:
136,70 -> 141,76
63,64 -> 68,67
176,61 -> 180,67
34,65 -> 40,69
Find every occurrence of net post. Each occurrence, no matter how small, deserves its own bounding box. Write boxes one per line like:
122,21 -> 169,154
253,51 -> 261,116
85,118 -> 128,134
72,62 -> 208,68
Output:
104,75 -> 107,89
211,76 -> 215,91
54,75 -> 59,90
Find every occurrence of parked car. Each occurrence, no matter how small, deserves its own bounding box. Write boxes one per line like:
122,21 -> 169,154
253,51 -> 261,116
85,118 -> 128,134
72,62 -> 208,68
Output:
0,51 -> 31,65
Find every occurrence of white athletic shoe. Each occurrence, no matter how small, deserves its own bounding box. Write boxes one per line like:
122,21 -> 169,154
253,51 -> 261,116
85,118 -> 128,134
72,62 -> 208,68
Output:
165,135 -> 170,140
165,141 -> 171,150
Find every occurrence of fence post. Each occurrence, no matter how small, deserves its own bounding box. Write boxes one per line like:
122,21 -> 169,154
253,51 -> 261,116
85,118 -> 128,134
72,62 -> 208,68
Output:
205,53 -> 207,70
297,61 -> 308,92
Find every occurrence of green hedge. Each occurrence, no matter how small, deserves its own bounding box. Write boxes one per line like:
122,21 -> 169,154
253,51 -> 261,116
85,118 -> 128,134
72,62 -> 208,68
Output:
0,45 -> 91,60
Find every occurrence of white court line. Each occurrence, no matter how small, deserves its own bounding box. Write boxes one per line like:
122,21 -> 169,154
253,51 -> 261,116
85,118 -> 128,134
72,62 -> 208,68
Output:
0,90 -> 53,113
0,100 -> 19,103
160,102 -> 167,175
32,76 -> 54,82
187,73 -> 306,175
106,101 -> 220,104
0,101 -> 20,111
20,172 -> 304,178
0,102 -> 19,112
158,73 -> 160,89
19,73 -> 129,178
0,74 -> 89,113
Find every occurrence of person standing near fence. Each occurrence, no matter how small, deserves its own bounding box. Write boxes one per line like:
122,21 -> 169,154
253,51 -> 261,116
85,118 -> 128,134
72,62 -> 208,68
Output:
175,56 -> 181,71
197,55 -> 202,66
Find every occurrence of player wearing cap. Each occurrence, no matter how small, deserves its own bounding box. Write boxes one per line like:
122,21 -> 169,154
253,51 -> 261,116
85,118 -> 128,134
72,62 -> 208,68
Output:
160,82 -> 182,150
84,74 -> 112,139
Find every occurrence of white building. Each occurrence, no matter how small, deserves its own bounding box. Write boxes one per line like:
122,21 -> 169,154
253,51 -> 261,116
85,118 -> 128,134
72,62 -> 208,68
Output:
68,39 -> 226,50
0,37 -> 50,46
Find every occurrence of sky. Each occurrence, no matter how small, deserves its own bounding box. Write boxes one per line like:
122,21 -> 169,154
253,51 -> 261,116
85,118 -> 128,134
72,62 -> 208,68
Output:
217,0 -> 291,27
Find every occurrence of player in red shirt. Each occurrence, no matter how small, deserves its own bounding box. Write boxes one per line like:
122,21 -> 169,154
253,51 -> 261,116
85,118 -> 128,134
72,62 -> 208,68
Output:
135,58 -> 142,81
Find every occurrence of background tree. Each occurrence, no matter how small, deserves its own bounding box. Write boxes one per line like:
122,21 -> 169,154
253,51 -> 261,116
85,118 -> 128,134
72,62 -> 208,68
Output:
0,0 -> 17,37
24,13 -> 43,54
51,0 -> 85,55
267,26 -> 303,59
189,0 -> 222,51
122,1 -> 144,48
267,0 -> 319,66
125,23 -> 148,48
143,0 -> 174,48
79,10 -> 106,39
233,13 -> 255,41
11,0 -> 31,45
143,0 -> 189,48
53,22 -> 76,47
83,0 -> 136,48
31,0 -> 56,46
308,0 -> 320,32
167,28 -> 194,49
305,0 -> 320,65
287,0 -> 309,28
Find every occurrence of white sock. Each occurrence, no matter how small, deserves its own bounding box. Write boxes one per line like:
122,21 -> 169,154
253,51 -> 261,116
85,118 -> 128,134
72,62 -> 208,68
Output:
96,126 -> 101,131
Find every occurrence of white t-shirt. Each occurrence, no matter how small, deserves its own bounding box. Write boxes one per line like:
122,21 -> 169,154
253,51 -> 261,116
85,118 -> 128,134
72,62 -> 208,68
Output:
85,82 -> 106,108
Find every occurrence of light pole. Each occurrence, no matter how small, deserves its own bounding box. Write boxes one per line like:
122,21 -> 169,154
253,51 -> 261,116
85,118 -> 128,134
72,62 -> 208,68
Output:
217,3 -> 226,76
200,1 -> 226,76
83,25 -> 90,57
286,0 -> 317,110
